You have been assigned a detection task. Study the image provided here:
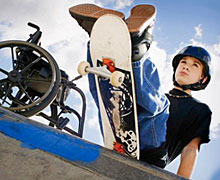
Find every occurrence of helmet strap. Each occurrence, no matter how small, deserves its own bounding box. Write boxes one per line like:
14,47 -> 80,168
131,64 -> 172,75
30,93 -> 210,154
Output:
173,78 -> 205,91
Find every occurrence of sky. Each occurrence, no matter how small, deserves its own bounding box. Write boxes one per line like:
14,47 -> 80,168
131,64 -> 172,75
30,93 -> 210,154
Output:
0,0 -> 220,179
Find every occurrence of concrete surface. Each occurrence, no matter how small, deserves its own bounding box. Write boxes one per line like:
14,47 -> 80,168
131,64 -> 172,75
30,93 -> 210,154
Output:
0,107 -> 187,180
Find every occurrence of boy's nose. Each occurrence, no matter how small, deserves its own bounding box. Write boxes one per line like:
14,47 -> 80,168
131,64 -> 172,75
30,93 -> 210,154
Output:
183,65 -> 189,71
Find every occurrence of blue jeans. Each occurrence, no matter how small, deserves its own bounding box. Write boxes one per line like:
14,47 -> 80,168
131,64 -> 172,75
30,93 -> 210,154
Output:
87,42 -> 170,150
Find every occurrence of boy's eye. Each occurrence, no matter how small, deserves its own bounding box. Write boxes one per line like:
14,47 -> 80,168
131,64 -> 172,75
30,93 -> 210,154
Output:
194,64 -> 198,67
180,60 -> 186,64
193,63 -> 200,68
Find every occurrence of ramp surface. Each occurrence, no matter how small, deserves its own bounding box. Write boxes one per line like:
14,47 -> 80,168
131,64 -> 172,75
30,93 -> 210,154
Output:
0,107 -> 187,180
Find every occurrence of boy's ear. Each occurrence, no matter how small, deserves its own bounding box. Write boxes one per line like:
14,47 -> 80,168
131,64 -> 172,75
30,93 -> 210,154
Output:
202,76 -> 208,84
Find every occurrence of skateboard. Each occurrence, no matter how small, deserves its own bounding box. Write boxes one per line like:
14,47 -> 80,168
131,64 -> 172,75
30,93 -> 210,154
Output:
78,14 -> 139,159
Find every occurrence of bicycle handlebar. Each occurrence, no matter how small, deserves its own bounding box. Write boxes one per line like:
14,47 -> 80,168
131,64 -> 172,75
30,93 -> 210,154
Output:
27,22 -> 42,45
28,22 -> 40,31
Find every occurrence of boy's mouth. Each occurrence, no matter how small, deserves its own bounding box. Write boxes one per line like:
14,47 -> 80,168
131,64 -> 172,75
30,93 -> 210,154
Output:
179,71 -> 188,76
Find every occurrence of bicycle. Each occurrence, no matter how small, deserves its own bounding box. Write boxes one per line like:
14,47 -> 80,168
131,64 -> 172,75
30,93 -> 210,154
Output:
0,22 -> 86,137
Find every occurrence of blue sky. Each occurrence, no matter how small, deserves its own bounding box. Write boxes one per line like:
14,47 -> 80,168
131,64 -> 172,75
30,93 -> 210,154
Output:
0,0 -> 220,179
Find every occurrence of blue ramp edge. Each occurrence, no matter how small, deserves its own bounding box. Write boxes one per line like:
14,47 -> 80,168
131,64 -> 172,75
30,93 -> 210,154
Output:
0,107 -> 187,180
0,117 -> 100,163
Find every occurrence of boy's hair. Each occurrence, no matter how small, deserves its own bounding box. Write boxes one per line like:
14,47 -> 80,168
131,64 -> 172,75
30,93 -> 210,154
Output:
172,45 -> 211,91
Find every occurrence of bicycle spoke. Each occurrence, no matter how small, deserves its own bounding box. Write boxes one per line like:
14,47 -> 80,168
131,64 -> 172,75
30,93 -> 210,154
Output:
18,82 -> 33,103
0,68 -> 9,75
2,83 -> 12,104
0,97 -> 11,106
21,56 -> 41,73
10,46 -> 16,70
0,78 -> 9,84
7,94 -> 27,107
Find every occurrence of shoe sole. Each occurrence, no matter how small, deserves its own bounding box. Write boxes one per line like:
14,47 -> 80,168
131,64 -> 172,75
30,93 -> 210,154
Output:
126,5 -> 156,37
69,4 -> 125,22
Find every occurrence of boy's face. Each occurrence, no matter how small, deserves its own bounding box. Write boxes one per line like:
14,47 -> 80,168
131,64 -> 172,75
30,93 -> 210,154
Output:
175,56 -> 204,86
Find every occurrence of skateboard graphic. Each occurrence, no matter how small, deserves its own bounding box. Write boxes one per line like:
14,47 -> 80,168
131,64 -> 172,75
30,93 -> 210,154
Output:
78,14 -> 139,159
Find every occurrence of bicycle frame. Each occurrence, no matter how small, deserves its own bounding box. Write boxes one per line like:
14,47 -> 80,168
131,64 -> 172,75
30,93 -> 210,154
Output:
0,22 -> 86,138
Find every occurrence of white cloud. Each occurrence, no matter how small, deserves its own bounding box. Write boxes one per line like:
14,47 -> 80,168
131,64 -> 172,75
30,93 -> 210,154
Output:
115,0 -> 134,9
88,114 -> 100,130
194,24 -> 203,39
149,41 -> 173,92
96,0 -> 133,9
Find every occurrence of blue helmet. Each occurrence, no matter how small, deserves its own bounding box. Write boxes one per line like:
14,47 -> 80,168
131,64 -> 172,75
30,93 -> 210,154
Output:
172,45 -> 211,90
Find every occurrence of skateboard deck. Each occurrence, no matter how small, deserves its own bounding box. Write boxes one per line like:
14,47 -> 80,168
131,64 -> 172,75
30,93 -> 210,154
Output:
89,14 -> 139,159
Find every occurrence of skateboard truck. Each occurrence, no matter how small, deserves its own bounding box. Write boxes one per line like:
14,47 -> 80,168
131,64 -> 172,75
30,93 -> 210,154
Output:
102,58 -> 116,73
78,61 -> 125,87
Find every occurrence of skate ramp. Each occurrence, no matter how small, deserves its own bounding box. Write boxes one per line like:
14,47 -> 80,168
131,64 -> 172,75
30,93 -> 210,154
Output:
0,107 -> 187,180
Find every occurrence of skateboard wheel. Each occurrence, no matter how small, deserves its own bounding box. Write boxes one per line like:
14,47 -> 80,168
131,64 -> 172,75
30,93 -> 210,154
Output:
110,71 -> 124,87
78,61 -> 90,75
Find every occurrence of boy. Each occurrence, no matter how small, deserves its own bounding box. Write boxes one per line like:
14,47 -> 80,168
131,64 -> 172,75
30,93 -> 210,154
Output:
69,4 -> 212,179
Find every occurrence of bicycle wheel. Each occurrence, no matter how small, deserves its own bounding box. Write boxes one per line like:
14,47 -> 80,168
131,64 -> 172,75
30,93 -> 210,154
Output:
0,40 -> 61,116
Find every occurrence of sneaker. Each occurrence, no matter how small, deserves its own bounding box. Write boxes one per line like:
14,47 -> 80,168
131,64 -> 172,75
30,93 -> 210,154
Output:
125,5 -> 156,61
125,4 -> 156,38
69,4 -> 125,35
